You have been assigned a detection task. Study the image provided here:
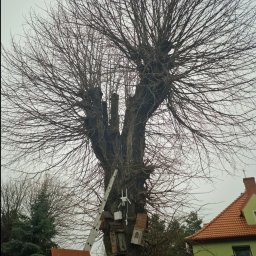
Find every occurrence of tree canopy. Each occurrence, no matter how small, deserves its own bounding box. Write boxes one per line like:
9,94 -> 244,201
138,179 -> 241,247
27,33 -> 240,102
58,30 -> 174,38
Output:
2,0 -> 256,255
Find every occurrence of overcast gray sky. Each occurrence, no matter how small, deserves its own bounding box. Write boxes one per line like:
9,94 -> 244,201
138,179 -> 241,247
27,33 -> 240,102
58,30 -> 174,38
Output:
1,0 -> 256,229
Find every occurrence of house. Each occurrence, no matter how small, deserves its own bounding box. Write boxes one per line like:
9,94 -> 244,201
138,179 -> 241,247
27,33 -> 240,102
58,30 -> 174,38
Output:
186,177 -> 256,256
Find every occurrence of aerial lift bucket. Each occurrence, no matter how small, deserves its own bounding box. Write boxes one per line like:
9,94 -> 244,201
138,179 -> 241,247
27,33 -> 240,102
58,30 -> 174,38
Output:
51,248 -> 90,256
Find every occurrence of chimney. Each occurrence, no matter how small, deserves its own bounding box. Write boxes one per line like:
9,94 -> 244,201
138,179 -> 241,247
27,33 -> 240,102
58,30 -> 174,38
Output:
243,177 -> 256,196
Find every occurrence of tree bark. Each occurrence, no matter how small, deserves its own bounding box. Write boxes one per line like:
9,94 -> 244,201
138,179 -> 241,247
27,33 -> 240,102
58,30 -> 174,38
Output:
78,38 -> 171,254
82,64 -> 169,255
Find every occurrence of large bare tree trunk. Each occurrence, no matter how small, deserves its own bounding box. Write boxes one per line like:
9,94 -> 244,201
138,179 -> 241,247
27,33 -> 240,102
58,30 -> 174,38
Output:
82,60 -> 169,255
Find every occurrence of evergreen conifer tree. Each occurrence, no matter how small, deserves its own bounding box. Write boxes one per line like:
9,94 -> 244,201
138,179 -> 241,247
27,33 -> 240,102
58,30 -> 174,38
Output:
142,212 -> 202,256
30,183 -> 57,255
1,182 -> 57,256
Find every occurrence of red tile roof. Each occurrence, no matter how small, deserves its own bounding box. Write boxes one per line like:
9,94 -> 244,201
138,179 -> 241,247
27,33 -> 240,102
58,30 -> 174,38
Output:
51,248 -> 90,256
186,192 -> 256,241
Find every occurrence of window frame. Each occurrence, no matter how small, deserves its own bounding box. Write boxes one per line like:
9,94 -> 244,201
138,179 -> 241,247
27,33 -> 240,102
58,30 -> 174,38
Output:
232,245 -> 252,256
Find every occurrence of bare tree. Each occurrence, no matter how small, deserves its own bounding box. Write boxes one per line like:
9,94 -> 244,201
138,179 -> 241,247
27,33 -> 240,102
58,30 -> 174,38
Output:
1,175 -> 88,248
1,178 -> 29,244
2,0 -> 256,255
23,175 -> 86,247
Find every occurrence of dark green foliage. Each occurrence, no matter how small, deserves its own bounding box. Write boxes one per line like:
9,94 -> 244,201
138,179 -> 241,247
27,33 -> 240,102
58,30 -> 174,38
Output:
142,212 -> 202,256
1,183 -> 57,256
1,214 -> 32,256
11,215 -> 32,241
142,214 -> 168,255
1,209 -> 19,244
184,212 -> 203,236
167,219 -> 188,256
30,184 -> 57,254
1,239 -> 23,256
21,242 -> 43,256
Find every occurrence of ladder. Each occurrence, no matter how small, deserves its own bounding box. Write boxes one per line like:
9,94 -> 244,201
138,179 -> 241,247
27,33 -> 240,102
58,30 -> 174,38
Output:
51,169 -> 118,256
83,169 -> 118,251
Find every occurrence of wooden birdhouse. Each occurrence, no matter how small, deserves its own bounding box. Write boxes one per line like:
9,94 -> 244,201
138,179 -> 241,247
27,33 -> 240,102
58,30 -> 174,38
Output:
109,222 -> 127,254
131,213 -> 148,246
131,229 -> 144,245
134,213 -> 148,230
114,211 -> 122,221
99,211 -> 113,231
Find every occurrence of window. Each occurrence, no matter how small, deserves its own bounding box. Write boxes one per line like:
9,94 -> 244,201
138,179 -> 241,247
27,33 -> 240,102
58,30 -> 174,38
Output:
233,246 -> 252,256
